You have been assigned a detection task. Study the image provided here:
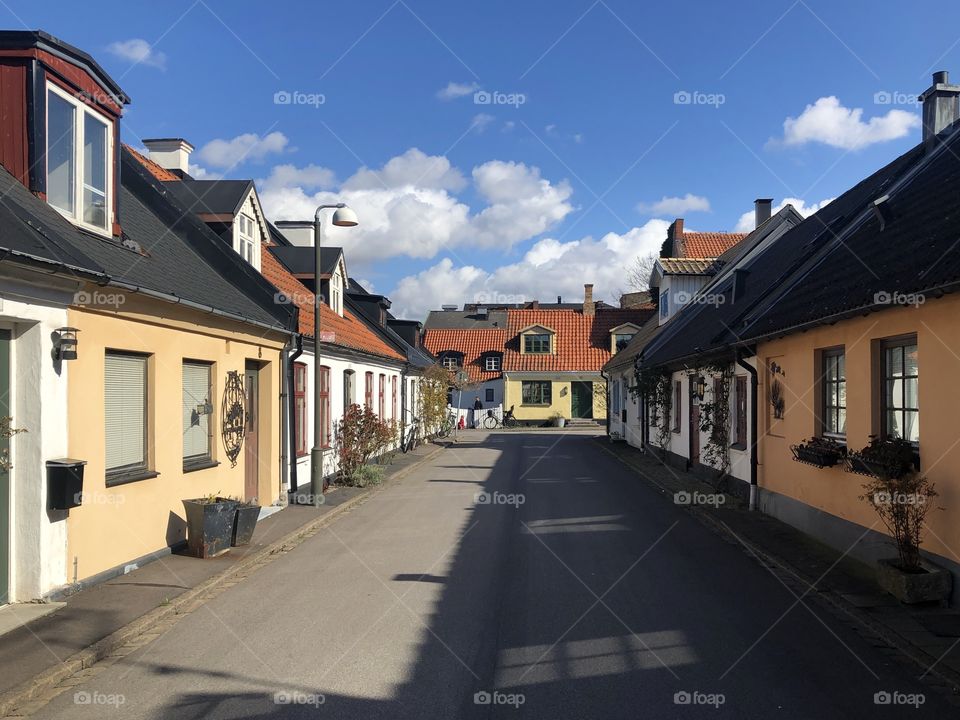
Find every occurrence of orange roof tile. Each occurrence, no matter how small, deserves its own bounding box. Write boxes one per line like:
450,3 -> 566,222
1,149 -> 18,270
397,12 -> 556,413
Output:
504,308 -> 654,372
681,232 -> 746,258
423,328 -> 506,383
124,145 -> 180,182
259,239 -> 405,362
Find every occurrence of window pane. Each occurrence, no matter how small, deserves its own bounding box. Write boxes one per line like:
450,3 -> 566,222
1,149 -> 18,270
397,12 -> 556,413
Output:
904,345 -> 918,377
47,91 -> 75,214
887,346 -> 903,377
837,408 -> 846,435
905,412 -> 919,443
105,354 -> 146,471
83,113 -> 108,228
905,377 -> 918,409
183,363 -> 211,460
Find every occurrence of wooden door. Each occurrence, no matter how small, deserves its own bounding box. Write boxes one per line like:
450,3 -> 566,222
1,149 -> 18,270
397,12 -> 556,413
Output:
689,395 -> 700,466
243,361 -> 259,502
0,330 -> 10,604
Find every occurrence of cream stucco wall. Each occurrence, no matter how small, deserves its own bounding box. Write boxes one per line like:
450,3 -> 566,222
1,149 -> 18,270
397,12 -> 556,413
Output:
65,294 -> 287,584
504,376 -> 606,422
757,296 -> 960,569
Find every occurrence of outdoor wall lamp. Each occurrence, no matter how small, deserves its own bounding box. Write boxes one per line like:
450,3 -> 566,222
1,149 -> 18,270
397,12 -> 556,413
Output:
55,327 -> 79,361
692,376 -> 707,403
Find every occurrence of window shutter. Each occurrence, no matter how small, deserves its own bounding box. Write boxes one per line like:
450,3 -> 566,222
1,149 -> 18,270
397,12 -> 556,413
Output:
182,362 -> 211,460
105,353 -> 147,471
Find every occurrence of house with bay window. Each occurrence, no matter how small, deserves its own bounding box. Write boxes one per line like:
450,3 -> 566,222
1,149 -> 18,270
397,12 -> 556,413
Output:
0,30 -> 297,601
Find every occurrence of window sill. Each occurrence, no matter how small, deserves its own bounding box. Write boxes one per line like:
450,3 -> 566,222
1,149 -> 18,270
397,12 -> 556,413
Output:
183,459 -> 220,474
106,469 -> 160,487
521,403 -> 551,407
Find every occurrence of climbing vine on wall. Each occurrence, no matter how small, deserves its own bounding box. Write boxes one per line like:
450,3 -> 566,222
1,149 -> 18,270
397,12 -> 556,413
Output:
633,366 -> 673,452
697,363 -> 733,478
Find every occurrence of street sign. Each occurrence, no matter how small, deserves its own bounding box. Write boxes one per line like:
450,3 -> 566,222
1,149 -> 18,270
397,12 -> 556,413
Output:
318,331 -> 336,342
456,371 -> 469,384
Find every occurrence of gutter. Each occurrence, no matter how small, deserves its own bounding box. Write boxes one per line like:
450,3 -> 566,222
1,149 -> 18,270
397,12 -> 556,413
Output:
736,347 -> 759,511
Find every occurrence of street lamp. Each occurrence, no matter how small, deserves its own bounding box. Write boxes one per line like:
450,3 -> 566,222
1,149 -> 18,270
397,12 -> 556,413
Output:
283,203 -> 359,506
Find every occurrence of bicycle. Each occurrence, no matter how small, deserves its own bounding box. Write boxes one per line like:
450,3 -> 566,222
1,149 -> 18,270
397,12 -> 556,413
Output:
436,411 -> 457,439
401,416 -> 420,453
483,405 -> 518,429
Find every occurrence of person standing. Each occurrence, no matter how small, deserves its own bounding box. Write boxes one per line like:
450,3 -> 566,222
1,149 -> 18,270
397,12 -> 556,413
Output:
473,396 -> 483,428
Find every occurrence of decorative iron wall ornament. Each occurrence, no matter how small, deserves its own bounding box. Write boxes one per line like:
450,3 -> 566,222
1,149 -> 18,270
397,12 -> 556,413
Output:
221,371 -> 246,467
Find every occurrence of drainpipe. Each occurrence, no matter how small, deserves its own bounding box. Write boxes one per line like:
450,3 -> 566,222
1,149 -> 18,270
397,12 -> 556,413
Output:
736,348 -> 759,511
286,334 -> 304,499
599,368 -> 610,436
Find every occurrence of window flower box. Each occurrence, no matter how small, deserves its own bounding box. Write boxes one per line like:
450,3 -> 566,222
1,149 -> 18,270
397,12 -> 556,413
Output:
790,437 -> 845,468
845,435 -> 915,479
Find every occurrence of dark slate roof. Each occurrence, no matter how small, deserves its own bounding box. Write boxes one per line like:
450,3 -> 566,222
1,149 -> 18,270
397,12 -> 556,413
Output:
268,245 -> 343,277
603,315 -> 663,372
737,131 -> 960,341
423,309 -> 509,330
640,202 -> 826,367
163,179 -> 252,216
0,148 -> 295,332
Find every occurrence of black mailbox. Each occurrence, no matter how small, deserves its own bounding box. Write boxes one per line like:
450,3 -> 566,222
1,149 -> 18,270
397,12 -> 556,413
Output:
47,458 -> 87,510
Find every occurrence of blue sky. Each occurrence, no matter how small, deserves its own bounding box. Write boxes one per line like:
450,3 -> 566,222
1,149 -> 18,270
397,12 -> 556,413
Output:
12,0 -> 960,317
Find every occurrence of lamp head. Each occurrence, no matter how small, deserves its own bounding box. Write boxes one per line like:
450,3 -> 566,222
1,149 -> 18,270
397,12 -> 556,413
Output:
332,205 -> 359,227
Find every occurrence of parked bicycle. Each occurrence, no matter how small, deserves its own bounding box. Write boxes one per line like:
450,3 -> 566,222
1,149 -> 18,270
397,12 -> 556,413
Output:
483,405 -> 518,429
436,411 -> 457,439
401,416 -> 420,453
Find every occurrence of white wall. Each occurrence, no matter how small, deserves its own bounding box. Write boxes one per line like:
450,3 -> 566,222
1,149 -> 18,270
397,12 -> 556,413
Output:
0,278 -> 75,600
607,368 -> 643,447
290,348 -> 407,485
449,379 -> 504,410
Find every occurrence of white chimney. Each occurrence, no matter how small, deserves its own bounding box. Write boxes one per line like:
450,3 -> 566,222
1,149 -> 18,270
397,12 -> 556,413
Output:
142,138 -> 194,174
274,221 -> 315,247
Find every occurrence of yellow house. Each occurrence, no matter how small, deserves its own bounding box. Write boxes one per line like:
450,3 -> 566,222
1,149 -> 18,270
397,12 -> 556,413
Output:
0,31 -> 297,594
502,287 -> 652,424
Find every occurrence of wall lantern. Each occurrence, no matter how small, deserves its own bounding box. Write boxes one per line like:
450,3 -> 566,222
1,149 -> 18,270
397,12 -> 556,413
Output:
55,327 -> 80,361
692,375 -> 707,403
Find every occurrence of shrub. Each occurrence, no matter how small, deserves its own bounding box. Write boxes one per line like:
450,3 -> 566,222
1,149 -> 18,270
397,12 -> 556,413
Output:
335,404 -> 394,480
344,464 -> 384,488
860,471 -> 939,572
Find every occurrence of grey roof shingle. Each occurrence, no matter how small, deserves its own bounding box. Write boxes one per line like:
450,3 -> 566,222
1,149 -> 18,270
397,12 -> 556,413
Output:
163,179 -> 252,216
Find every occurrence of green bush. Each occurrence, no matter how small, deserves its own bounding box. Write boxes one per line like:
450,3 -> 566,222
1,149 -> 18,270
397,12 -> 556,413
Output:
345,464 -> 384,488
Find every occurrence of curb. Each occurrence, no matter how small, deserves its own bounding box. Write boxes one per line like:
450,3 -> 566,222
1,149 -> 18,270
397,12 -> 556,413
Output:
0,442 -> 446,717
596,440 -> 960,694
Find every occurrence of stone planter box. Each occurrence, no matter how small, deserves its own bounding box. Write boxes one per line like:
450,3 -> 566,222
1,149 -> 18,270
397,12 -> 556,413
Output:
876,557 -> 952,605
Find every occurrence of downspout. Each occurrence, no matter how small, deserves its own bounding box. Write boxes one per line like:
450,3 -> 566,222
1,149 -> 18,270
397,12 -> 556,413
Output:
736,348 -> 759,511
599,368 -> 610,436
286,334 -> 304,498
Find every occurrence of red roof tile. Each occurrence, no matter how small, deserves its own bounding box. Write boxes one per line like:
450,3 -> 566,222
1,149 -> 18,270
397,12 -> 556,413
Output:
422,328 -> 506,383
681,232 -> 746,258
125,145 -> 180,182
260,251 -> 405,361
504,308 -> 654,372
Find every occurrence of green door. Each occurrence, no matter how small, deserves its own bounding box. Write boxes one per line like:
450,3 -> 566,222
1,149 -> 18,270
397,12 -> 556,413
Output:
0,329 -> 10,604
571,381 -> 593,419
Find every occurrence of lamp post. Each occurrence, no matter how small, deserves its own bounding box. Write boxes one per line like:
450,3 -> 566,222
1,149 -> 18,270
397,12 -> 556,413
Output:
289,203 -> 358,506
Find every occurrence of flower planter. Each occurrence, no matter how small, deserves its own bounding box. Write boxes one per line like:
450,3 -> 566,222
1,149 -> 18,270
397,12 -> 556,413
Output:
182,498 -> 238,558
554,417 -> 566,428
876,558 -> 952,605
231,503 -> 260,546
790,445 -> 843,468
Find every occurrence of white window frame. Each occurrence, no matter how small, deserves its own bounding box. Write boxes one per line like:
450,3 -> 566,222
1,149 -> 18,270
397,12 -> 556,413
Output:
330,270 -> 343,315
46,82 -> 114,237
237,213 -> 257,266
485,355 -> 501,372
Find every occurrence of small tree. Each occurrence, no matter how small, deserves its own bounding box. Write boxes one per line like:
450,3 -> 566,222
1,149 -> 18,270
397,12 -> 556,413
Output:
861,471 -> 939,572
418,364 -> 457,437
335,404 -> 394,481
627,252 -> 658,292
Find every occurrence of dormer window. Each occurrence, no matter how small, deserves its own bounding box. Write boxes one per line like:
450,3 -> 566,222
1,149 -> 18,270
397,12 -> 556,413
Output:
441,353 -> 462,370
330,271 -> 343,316
46,84 -> 113,235
609,323 -> 640,354
485,354 -> 502,372
237,213 -> 256,264
523,333 -> 551,354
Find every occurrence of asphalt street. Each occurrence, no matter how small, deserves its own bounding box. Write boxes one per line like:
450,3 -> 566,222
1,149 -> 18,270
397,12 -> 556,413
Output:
30,431 -> 953,718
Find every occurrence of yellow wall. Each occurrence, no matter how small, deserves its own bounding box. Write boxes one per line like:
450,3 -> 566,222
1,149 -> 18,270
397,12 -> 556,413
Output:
66,294 -> 287,581
505,379 -> 606,421
757,296 -> 960,565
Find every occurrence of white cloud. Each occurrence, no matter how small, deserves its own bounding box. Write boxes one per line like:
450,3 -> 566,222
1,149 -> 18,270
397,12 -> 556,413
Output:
733,196 -> 835,232
436,81 -> 479,100
259,163 -> 336,192
388,220 -> 669,319
195,132 -> 289,169
471,113 -> 495,133
778,96 -> 920,150
259,150 -> 574,265
637,193 -> 710,216
106,38 -> 167,69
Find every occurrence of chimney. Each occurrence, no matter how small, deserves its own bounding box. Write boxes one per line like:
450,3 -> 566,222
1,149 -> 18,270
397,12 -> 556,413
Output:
530,300 -> 539,309
920,71 -> 960,145
667,218 -> 684,256
557,295 -> 562,304
583,284 -> 594,317
754,198 -> 773,228
142,138 -> 194,174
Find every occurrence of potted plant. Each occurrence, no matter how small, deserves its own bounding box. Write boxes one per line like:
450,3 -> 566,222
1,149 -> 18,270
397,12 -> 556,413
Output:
846,435 -> 915,478
229,500 -> 260,546
790,436 -> 846,468
860,471 -> 950,604
550,412 -> 566,428
182,494 -> 238,558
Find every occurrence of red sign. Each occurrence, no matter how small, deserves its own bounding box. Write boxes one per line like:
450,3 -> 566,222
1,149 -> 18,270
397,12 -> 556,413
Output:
318,331 -> 336,343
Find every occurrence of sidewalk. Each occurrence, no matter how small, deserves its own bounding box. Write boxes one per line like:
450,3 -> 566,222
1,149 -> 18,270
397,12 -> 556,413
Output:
0,440 -> 444,714
597,438 -> 960,690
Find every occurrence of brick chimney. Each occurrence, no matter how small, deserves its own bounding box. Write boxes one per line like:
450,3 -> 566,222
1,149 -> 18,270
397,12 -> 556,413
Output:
667,218 -> 684,256
920,71 -> 960,145
142,138 -> 194,174
583,284 -> 594,316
